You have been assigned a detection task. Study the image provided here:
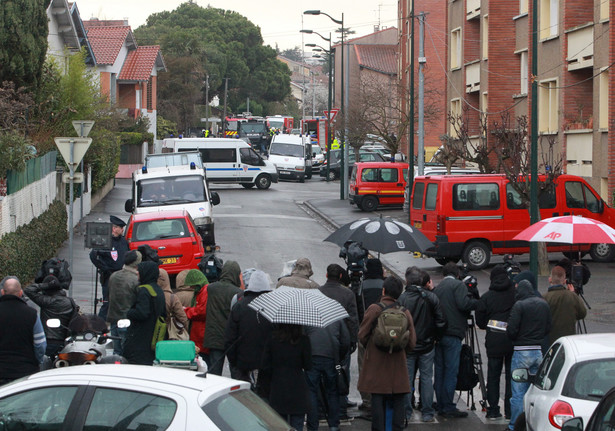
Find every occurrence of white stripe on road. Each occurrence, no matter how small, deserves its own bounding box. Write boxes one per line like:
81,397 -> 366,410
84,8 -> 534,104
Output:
214,213 -> 315,222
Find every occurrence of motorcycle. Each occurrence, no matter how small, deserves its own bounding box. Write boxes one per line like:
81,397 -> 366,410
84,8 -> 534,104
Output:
44,315 -> 128,367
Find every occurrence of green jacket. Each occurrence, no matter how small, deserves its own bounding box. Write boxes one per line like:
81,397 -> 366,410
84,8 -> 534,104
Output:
544,285 -> 587,344
203,261 -> 242,350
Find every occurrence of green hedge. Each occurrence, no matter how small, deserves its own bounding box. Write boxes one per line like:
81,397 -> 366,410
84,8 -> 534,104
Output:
119,131 -> 153,146
0,199 -> 68,284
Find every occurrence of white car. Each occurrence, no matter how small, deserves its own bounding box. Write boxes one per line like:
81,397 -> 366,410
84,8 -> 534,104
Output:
515,333 -> 615,431
0,364 -> 291,430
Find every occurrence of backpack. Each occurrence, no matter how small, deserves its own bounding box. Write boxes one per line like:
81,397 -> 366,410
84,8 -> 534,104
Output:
198,252 -> 224,283
372,302 -> 410,353
456,344 -> 479,391
35,258 -> 72,290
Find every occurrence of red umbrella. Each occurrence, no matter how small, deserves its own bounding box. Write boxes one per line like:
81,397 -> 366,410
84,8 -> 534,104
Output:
513,215 -> 615,244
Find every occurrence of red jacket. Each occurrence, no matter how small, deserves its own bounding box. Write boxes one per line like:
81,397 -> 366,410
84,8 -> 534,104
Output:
184,285 -> 208,353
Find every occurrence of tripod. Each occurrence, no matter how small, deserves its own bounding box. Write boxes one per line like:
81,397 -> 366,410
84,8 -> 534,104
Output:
458,314 -> 488,411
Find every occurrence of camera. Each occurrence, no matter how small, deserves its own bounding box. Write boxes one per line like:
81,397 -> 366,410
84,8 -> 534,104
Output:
569,263 -> 586,295
503,254 -> 521,281
339,240 -> 368,294
459,263 -> 480,299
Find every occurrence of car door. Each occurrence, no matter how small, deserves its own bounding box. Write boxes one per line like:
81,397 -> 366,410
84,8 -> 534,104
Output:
585,387 -> 615,431
377,166 -> 405,205
527,342 -> 566,431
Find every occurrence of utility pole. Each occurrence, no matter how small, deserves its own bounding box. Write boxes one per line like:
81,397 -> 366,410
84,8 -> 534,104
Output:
417,12 -> 426,176
529,0 -> 539,274
204,74 -> 210,132
222,78 -> 229,135
406,1 -> 415,221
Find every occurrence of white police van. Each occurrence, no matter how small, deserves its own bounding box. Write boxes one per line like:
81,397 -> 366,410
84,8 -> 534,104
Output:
162,138 -> 279,189
268,134 -> 312,182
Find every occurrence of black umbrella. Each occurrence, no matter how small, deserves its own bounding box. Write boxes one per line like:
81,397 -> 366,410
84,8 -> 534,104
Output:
324,216 -> 433,254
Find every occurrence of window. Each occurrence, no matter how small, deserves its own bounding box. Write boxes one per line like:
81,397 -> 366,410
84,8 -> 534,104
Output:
147,79 -> 153,110
134,218 -> 189,241
84,388 -> 176,431
563,358 -> 615,400
520,0 -> 528,14
451,28 -> 462,69
425,184 -> 439,210
535,344 -> 561,390
587,389 -> 615,430
361,168 -> 378,182
137,176 -> 205,206
198,148 -> 236,163
380,168 -> 399,182
538,183 -> 557,209
520,51 -> 529,94
538,79 -> 558,133
413,182 -> 425,209
601,0 -> 610,21
453,183 -> 500,210
240,147 -> 263,165
506,184 -> 525,209
600,68 -> 609,129
540,0 -> 559,39
450,99 -> 462,136
482,15 -> 489,59
565,182 -> 601,212
0,386 -> 78,430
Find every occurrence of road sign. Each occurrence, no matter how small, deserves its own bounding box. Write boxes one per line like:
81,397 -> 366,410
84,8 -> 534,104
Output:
54,138 -> 92,168
62,172 -> 84,183
324,109 -> 339,122
72,120 -> 95,137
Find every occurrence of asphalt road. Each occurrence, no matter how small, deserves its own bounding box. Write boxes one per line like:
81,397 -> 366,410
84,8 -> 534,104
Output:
58,175 -> 615,430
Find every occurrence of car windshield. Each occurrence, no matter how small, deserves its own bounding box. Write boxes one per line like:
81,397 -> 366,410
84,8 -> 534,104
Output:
133,218 -> 190,241
563,358 -> 615,400
269,143 -> 304,158
202,389 -> 291,431
240,123 -> 267,133
137,176 -> 206,206
146,153 -> 202,169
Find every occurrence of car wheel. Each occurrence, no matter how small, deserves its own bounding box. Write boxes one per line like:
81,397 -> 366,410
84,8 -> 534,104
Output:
462,241 -> 491,270
360,196 -> 379,212
255,175 -> 272,190
241,183 -> 255,189
590,243 -> 615,262
327,170 -> 338,181
513,412 -> 526,431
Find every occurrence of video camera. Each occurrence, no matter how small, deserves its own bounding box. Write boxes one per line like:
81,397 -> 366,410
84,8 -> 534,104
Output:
459,263 -> 480,300
339,240 -> 368,294
569,263 -> 587,295
503,254 -> 521,281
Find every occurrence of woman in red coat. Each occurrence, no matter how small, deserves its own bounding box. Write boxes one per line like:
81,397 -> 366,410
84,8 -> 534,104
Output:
183,269 -> 209,359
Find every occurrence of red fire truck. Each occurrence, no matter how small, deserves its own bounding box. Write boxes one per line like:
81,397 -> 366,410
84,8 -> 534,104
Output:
266,115 -> 294,134
301,117 -> 332,150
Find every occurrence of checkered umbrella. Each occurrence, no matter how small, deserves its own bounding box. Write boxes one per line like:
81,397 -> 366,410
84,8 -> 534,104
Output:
513,215 -> 615,244
247,285 -> 349,327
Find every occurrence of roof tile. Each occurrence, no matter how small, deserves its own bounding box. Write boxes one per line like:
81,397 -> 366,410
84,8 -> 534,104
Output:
355,45 -> 397,76
118,46 -> 162,81
85,25 -> 131,65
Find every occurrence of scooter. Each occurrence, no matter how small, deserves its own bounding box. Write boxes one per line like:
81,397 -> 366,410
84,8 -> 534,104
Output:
45,316 -> 128,367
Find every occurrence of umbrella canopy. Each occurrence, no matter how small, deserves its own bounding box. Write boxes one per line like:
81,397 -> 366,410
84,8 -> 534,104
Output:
513,215 -> 615,244
324,216 -> 433,254
247,285 -> 349,327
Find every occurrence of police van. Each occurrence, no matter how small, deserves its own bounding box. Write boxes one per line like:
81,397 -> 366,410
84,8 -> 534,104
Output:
268,134 -> 312,182
162,138 -> 279,189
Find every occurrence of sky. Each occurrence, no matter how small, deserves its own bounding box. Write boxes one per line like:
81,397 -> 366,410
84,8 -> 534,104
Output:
76,0 -> 398,51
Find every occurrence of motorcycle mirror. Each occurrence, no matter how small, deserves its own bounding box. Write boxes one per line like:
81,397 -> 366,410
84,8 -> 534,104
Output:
46,318 -> 61,328
117,319 -> 131,329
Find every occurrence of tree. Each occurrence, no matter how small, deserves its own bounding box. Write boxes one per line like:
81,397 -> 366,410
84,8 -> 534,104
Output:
0,0 -> 49,89
280,46 -> 303,62
446,108 -> 495,173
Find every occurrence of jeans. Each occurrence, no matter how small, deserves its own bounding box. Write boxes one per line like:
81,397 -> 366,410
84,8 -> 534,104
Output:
305,356 -> 340,430
434,335 -> 462,414
110,325 -> 127,356
207,349 -> 225,375
405,347 -> 436,419
509,349 -> 542,430
372,393 -> 406,431
487,353 -> 512,417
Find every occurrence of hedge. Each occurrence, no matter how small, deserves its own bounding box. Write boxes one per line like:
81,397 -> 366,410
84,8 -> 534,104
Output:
0,199 -> 68,284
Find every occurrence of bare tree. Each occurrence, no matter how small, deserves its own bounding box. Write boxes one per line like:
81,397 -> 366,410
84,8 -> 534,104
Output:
433,134 -> 464,172
447,108 -> 495,173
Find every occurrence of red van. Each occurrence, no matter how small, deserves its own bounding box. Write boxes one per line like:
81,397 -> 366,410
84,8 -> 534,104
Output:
349,162 -> 408,211
410,174 -> 615,269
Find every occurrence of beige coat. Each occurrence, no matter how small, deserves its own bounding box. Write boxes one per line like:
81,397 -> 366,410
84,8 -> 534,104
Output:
158,269 -> 189,328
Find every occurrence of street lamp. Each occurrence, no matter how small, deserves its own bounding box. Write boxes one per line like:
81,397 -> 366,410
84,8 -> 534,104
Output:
302,31 -> 334,183
304,10 -> 346,199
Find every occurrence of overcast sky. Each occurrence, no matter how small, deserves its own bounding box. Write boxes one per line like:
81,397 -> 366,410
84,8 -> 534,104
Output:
76,0 -> 398,51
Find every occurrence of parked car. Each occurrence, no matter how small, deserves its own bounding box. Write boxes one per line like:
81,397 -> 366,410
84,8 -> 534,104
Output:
319,149 -> 385,181
512,333 -> 615,431
349,162 -> 409,211
562,385 -> 615,431
0,364 -> 291,430
125,210 -> 205,275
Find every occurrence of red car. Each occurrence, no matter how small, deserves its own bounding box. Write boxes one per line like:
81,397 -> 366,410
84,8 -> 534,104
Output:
125,210 -> 205,275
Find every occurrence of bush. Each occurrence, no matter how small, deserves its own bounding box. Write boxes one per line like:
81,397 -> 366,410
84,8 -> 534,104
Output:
0,199 -> 68,284
119,131 -> 153,146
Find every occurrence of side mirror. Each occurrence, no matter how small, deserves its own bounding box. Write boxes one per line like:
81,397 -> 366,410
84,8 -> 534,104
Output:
598,199 -> 604,213
210,191 -> 220,206
124,199 -> 134,213
117,319 -> 131,329
512,368 -> 533,383
46,318 -> 61,328
561,417 -> 583,431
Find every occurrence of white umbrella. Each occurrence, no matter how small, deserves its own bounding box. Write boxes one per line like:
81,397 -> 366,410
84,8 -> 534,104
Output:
247,285 -> 349,327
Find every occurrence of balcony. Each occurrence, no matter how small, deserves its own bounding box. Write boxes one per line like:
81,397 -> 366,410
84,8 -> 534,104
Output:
566,24 -> 594,71
565,130 -> 592,176
465,61 -> 480,93
467,0 -> 480,20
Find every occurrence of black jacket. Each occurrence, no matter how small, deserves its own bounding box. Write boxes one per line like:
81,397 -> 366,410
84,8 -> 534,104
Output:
475,275 -> 515,357
320,280 -> 359,344
433,276 -> 477,339
224,290 -> 273,371
0,295 -> 41,379
398,285 -> 447,354
506,281 -> 551,347
361,278 -> 384,315
89,235 -> 129,285
24,283 -> 75,342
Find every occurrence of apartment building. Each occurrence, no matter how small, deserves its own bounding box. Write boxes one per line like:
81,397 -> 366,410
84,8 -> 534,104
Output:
443,0 -> 613,200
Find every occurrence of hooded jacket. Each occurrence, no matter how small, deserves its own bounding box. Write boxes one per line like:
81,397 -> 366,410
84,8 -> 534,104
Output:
123,261 -> 166,365
506,280 -> 551,348
544,284 -> 587,344
106,262 -> 140,324
174,269 -> 194,307
158,269 -> 189,330
398,284 -> 447,354
433,276 -> 477,339
276,258 -> 320,289
513,270 -> 542,297
475,265 -> 516,357
203,261 -> 243,351
183,270 -> 209,352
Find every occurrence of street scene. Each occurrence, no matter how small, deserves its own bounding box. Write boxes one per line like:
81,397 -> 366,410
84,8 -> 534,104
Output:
3,0 -> 615,430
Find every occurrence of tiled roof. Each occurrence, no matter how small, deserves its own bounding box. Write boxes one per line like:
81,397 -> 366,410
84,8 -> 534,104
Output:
84,25 -> 131,65
355,45 -> 397,76
118,46 -> 163,81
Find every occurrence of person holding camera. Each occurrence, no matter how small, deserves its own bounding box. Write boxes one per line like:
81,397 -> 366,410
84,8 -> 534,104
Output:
544,265 -> 587,344
24,274 -> 77,357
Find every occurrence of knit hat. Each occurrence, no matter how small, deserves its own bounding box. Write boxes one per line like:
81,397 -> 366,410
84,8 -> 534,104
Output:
490,264 -> 509,282
247,270 -> 273,293
365,258 -> 384,279
184,269 -> 208,287
513,270 -> 537,290
124,250 -> 142,268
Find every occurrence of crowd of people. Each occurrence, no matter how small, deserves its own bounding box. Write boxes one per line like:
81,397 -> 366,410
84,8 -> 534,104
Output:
0,216 -> 590,431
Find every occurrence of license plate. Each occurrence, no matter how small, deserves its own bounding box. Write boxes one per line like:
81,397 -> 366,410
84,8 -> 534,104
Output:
280,170 -> 291,175
160,257 -> 177,264
414,222 -> 422,229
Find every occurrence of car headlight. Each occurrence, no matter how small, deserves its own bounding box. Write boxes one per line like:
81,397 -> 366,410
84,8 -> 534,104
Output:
295,166 -> 305,171
193,216 -> 213,226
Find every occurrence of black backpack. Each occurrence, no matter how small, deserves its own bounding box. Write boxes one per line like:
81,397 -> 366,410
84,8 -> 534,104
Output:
35,258 -> 72,290
456,343 -> 479,391
198,253 -> 224,283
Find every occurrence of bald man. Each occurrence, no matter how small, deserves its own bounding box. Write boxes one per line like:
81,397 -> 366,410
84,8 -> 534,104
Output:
544,265 -> 587,344
0,276 -> 47,384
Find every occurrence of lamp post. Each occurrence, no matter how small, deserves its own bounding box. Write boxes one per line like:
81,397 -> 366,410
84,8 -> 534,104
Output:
304,10 -> 345,199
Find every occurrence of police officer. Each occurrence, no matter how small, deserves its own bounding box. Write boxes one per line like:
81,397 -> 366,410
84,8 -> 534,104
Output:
331,138 -> 340,150
90,215 -> 129,321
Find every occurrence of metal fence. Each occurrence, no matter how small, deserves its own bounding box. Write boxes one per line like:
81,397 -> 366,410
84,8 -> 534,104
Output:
7,151 -> 58,195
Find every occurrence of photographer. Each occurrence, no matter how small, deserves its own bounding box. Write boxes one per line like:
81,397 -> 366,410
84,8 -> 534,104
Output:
24,275 -> 77,357
339,241 -> 368,321
544,265 -> 587,344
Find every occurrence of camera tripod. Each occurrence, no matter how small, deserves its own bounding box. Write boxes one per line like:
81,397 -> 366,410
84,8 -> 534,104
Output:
457,314 -> 488,411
